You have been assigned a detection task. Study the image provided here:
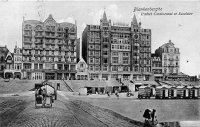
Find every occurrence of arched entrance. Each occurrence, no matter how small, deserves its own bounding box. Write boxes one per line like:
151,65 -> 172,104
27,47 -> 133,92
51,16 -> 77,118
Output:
14,72 -> 21,79
5,72 -> 13,79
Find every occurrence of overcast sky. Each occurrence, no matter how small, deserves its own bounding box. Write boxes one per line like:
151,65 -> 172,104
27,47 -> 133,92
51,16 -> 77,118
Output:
0,0 -> 200,76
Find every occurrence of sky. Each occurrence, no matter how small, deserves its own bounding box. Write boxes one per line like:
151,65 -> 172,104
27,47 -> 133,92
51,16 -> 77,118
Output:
0,0 -> 200,76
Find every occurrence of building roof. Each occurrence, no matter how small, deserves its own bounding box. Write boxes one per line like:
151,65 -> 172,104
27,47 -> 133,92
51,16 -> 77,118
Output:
5,51 -> 13,60
132,14 -> 138,26
23,20 -> 43,24
134,80 -> 159,86
102,11 -> 108,22
176,86 -> 185,89
160,40 -> 175,48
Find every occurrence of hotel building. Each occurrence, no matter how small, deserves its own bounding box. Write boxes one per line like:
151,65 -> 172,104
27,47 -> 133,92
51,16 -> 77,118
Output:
155,40 -> 180,80
22,14 -> 78,80
82,11 -> 152,81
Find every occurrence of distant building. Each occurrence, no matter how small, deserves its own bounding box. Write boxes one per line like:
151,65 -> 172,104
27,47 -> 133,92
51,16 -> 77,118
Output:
155,40 -> 180,76
4,51 -> 14,79
22,14 -> 78,80
151,54 -> 163,81
0,46 -> 9,78
13,45 -> 22,79
82,11 -> 152,81
75,58 -> 89,80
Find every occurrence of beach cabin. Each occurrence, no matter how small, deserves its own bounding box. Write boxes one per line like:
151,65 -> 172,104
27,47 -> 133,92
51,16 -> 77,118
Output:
155,86 -> 163,99
138,86 -> 151,99
176,86 -> 188,99
161,86 -> 169,99
188,86 -> 198,99
155,85 -> 169,99
194,86 -> 200,98
168,86 -> 177,99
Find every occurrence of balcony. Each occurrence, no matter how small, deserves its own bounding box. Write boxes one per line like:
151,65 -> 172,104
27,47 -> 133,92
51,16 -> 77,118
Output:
61,47 -> 66,51
69,35 -> 76,40
23,46 -> 31,50
57,30 -> 63,33
24,34 -> 32,37
23,59 -> 31,62
45,34 -> 56,38
35,29 -> 43,32
168,64 -> 174,67
133,56 -> 140,59
35,34 -> 43,38
24,27 -> 32,31
23,40 -> 32,44
50,29 -> 55,33
57,42 -> 63,45
45,47 -> 51,50
45,28 -> 51,32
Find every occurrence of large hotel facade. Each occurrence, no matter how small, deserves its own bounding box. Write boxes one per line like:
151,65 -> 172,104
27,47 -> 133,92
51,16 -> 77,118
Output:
82,12 -> 152,81
22,14 -> 78,80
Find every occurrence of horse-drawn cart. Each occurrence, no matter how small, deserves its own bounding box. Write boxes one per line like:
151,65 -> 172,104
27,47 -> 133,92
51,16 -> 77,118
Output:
35,81 -> 57,108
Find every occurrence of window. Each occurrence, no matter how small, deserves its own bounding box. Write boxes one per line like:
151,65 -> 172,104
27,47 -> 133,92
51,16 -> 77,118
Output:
46,51 -> 49,55
164,55 -> 167,59
58,57 -> 61,62
112,52 -> 118,56
123,57 -> 129,64
58,64 -> 62,70
34,64 -> 38,70
147,60 -> 150,65
70,65 -> 75,71
176,56 -> 179,60
95,66 -> 100,71
89,66 -> 94,71
164,68 -> 167,74
71,58 -> 74,62
95,45 -> 100,50
89,44 -> 94,49
46,57 -> 49,61
111,45 -> 114,49
112,66 -> 118,71
103,66 -> 107,71
95,58 -> 100,64
103,51 -> 108,55
176,69 -> 178,74
134,66 -> 139,72
123,66 -> 129,71
147,67 -> 150,72
89,58 -> 94,64
89,51 -> 94,56
39,64 -> 43,69
123,52 -> 129,57
112,57 -> 118,64
103,58 -> 108,64
95,51 -> 100,56
103,44 -> 108,48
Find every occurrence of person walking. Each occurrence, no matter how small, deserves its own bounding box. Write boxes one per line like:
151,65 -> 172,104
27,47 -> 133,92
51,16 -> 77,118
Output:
151,109 -> 157,125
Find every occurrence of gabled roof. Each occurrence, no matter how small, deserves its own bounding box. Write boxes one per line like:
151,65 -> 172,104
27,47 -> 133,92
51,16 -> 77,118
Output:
132,14 -> 138,26
44,14 -> 56,25
77,58 -> 88,67
160,40 -> 175,48
5,51 -> 13,60
102,11 -> 108,22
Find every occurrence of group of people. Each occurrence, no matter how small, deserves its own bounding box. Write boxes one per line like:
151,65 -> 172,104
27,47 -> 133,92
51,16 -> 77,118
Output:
36,87 -> 47,101
143,109 -> 158,125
